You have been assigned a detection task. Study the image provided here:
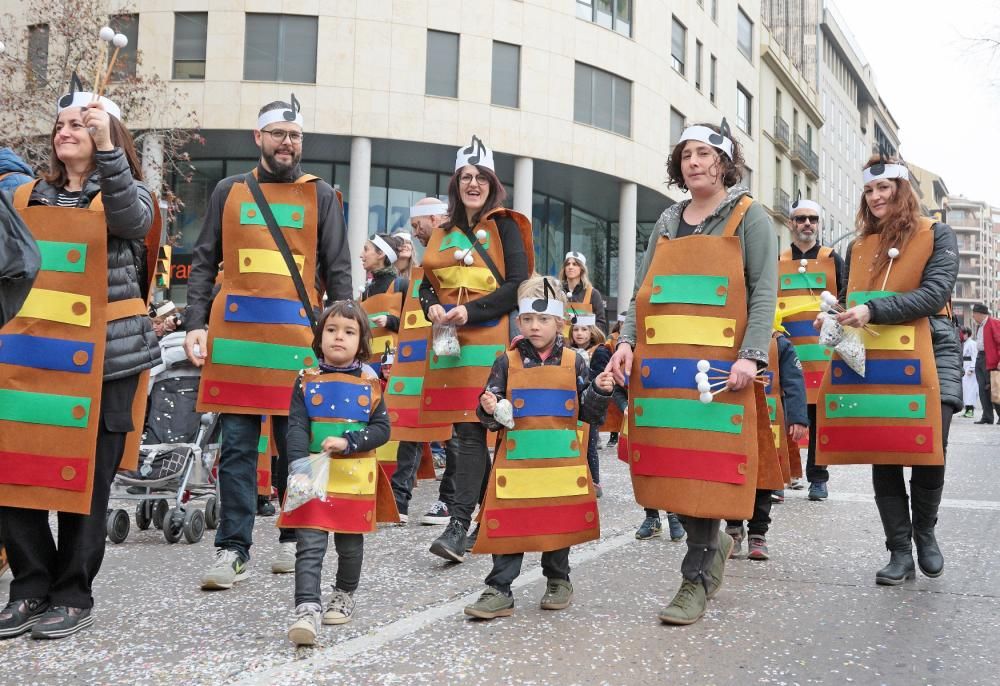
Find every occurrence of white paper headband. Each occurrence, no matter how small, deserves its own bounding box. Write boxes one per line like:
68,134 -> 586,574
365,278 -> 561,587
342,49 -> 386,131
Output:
410,202 -> 449,218
392,231 -> 412,242
370,235 -> 398,264
455,135 -> 495,171
863,163 -> 909,184
57,92 -> 121,120
677,125 -> 733,159
518,297 -> 565,319
564,251 -> 587,267
571,314 -> 597,327
617,313 -> 627,323
257,96 -> 304,130
790,198 -> 822,215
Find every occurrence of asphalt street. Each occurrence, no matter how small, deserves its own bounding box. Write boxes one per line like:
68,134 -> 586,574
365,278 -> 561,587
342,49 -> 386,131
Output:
2,418 -> 997,686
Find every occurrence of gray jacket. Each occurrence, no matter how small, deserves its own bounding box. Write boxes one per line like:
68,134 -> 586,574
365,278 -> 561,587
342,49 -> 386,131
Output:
844,222 -> 962,412
27,148 -> 161,380
621,186 -> 779,364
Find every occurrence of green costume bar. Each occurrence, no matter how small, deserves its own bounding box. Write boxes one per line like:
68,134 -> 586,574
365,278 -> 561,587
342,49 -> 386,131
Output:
779,271 -> 827,290
766,397 -> 777,421
211,338 -> 314,371
387,376 -> 423,396
439,230 -> 489,253
825,393 -> 927,419
794,343 -> 833,363
430,344 -> 505,369
0,389 -> 91,428
366,311 -> 389,322
505,429 -> 580,460
239,202 -> 305,229
634,398 -> 744,434
37,240 -> 88,274
847,290 -> 897,307
257,435 -> 269,454
649,275 -> 729,306
309,421 -> 366,453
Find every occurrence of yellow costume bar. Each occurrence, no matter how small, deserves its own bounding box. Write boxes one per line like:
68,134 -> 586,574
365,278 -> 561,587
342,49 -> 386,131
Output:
432,265 -> 498,293
863,325 -> 916,351
326,457 -> 377,496
644,314 -> 737,347
777,295 -> 820,312
496,465 -> 590,500
18,289 -> 91,327
237,248 -> 305,277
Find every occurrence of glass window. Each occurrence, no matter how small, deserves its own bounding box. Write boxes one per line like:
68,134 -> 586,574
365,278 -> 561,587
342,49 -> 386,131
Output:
491,41 -> 520,108
614,0 -> 632,36
695,40 -> 703,91
244,14 -> 317,83
709,54 -> 717,104
595,0 -> 613,29
534,195 -> 567,279
109,14 -> 139,79
671,17 -> 686,75
27,24 -> 48,83
570,207 -> 608,294
669,108 -> 685,146
386,169 -> 438,234
577,0 -> 632,36
173,12 -> 207,80
736,84 -> 752,133
576,0 -> 594,21
426,30 -> 459,98
737,7 -> 753,61
574,62 -> 631,137
711,0 -> 718,22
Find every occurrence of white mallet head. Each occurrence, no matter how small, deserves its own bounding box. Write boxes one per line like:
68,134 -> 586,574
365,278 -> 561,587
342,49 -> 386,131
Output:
800,258 -> 808,267
887,247 -> 900,259
697,381 -> 712,393
463,253 -> 474,266
99,26 -> 115,42
453,249 -> 463,262
798,266 -> 806,274
696,359 -> 711,373
112,33 -> 128,48
695,372 -> 709,384
475,229 -> 488,241
699,392 -> 714,404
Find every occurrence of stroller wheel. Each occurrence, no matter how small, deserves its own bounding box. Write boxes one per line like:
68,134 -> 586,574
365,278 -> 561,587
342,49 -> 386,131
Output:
106,509 -> 130,544
153,499 -> 169,530
183,508 -> 206,544
135,501 -> 153,530
205,497 -> 220,530
163,508 -> 184,544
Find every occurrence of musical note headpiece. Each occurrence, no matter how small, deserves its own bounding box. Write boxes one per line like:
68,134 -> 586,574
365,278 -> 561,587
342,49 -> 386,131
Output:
370,235 -> 398,264
455,134 -> 495,172
257,93 -> 304,130
57,71 -> 122,120
518,278 -> 565,318
790,190 -> 821,215
863,141 -> 908,184
677,117 -> 734,159
564,251 -> 587,267
571,313 -> 597,327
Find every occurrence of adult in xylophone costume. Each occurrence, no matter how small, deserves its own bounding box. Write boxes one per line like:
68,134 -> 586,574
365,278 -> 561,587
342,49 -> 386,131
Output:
815,153 -> 960,586
0,79 -> 160,639
184,96 -> 353,588
419,136 -> 532,562
778,193 -> 846,500
608,120 -> 778,625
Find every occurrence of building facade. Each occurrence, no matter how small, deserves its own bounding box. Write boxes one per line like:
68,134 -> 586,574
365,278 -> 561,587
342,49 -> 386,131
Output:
947,197 -> 999,325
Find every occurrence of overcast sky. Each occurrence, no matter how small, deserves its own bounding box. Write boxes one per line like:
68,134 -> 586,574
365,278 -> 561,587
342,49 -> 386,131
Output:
832,0 -> 1000,207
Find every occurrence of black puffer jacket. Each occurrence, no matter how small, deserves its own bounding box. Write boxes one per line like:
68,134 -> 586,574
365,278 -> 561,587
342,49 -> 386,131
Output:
28,148 -> 160,380
845,222 -> 962,412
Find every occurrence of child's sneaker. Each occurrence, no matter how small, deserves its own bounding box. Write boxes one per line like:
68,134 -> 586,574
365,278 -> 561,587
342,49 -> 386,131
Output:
771,490 -> 785,503
594,482 -> 604,498
288,604 -> 321,646
635,516 -> 662,540
725,525 -> 745,558
747,535 -> 769,560
421,500 -> 450,525
666,513 -> 685,542
789,478 -> 805,490
322,588 -> 355,625
464,587 -> 514,619
271,541 -> 297,574
540,579 -> 573,610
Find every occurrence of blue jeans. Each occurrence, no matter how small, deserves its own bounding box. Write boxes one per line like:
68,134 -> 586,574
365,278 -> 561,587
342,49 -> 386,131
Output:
215,413 -> 292,561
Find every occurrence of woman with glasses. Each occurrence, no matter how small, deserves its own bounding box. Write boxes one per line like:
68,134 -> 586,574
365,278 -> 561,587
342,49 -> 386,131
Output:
418,136 -> 532,563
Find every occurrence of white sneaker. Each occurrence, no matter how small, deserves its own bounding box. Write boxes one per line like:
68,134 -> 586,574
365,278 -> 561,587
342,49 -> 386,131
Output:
200,549 -> 249,590
398,512 -> 409,524
271,541 -> 297,574
288,603 -> 321,646
322,588 -> 355,625
420,500 -> 450,525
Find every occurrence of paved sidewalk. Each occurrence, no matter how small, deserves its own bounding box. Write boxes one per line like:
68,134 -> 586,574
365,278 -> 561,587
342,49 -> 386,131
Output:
2,420 -> 997,685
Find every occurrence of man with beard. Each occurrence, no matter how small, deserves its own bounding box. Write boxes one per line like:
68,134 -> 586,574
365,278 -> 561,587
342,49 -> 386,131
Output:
778,195 -> 845,502
184,98 -> 351,590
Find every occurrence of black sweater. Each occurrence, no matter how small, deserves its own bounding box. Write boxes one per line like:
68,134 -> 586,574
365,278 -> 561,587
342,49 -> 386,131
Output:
286,367 -> 391,464
184,163 -> 352,331
418,213 -> 528,325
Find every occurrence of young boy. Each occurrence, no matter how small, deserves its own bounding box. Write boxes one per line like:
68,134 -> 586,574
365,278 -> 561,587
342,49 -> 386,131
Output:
463,276 -> 615,619
725,330 -> 808,560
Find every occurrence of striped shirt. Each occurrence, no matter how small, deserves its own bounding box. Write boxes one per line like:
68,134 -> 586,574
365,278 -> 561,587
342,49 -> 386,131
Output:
55,191 -> 82,207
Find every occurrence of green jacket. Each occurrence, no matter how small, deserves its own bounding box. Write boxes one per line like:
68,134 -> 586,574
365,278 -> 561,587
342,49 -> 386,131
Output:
620,186 -> 778,364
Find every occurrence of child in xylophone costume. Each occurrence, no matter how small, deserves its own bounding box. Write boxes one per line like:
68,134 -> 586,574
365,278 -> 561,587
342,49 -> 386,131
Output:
463,276 -> 614,619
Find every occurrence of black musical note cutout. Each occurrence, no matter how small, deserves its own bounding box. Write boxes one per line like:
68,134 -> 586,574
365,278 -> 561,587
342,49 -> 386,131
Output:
59,72 -> 84,108
462,135 -> 487,167
792,189 -> 802,209
717,117 -> 732,143
283,93 -> 301,122
530,278 -> 560,313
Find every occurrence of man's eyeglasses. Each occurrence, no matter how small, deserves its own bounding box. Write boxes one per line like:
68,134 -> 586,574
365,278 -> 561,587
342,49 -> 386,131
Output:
263,129 -> 303,144
459,173 -> 489,186
793,215 -> 819,225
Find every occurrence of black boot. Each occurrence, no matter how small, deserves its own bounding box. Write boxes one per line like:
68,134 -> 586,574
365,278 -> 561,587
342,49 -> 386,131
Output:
874,496 -> 916,586
910,483 -> 944,578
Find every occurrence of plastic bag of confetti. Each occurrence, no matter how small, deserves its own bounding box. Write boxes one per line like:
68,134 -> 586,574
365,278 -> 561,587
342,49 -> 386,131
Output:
432,322 -> 461,357
834,326 -> 866,377
818,313 -> 844,347
283,454 -> 329,512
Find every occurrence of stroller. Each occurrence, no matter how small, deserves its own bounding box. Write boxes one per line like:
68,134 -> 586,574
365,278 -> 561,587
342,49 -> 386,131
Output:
107,331 -> 221,544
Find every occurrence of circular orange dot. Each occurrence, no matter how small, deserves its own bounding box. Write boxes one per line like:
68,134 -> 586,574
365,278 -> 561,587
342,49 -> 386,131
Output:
311,394 -> 323,406
407,314 -> 417,325
291,211 -> 302,221
228,302 -> 239,313
389,411 -> 398,421
425,397 -> 432,405
576,476 -> 587,488
487,518 -> 499,530
299,308 -> 307,318
717,285 -> 728,296
247,209 -> 257,218
358,395 -> 370,407
829,401 -> 839,411
909,401 -> 919,412
61,466 -> 76,481
848,300 -> 857,308
304,357 -> 314,367
584,511 -> 595,523
367,471 -> 374,482
645,328 -> 655,339
401,345 -> 412,357
513,398 -> 525,409
570,440 -> 579,451
904,365 -> 916,376
365,510 -> 373,522
820,434 -> 829,445
778,302 -> 787,310
507,439 -> 517,451
641,365 -> 650,378
393,381 -> 405,392
915,434 -> 927,446
497,475 -> 507,488
723,327 -> 735,338
782,277 -> 791,286
737,462 -> 748,474
72,301 -> 87,316
243,257 -> 252,266
71,405 -> 86,419
652,284 -> 662,294
486,276 -> 495,285
564,399 -> 575,411
730,414 -> 743,425
72,350 -> 89,366
209,386 -> 220,397
815,276 -> 823,285
634,405 -> 644,417
900,335 -> 911,345
66,249 -> 81,263
833,367 -> 843,377
824,349 -> 832,357
632,450 -> 640,462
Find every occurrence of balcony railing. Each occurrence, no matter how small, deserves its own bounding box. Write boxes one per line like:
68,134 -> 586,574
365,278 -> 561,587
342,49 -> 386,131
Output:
793,134 -> 819,178
773,188 -> 790,218
773,116 -> 789,150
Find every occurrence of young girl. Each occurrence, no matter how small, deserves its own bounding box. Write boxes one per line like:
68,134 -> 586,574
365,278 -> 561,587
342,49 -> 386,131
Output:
569,317 -> 608,497
278,301 -> 396,646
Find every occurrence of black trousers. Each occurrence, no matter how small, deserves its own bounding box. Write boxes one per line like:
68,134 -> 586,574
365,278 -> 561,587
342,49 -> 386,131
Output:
0,374 -> 139,609
679,516 -> 720,587
726,489 -> 772,536
485,547 -> 570,595
390,441 -> 423,514
805,404 -> 829,483
436,434 -> 458,507
975,356 -> 999,422
450,422 -> 491,528
872,403 -> 952,497
294,528 -> 363,606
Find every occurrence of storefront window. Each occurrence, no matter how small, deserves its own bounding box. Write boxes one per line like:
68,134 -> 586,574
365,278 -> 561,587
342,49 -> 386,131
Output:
570,207 -> 609,294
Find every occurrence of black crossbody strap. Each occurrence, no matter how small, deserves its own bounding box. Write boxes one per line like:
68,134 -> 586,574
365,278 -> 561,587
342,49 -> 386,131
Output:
460,224 -> 504,285
244,173 -> 318,330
